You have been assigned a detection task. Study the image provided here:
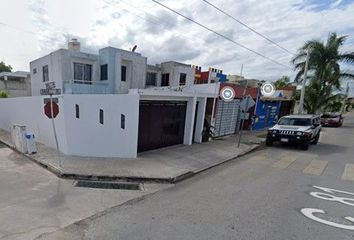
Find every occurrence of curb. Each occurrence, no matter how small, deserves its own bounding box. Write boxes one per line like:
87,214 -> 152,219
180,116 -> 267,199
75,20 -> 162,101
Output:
0,139 -> 265,184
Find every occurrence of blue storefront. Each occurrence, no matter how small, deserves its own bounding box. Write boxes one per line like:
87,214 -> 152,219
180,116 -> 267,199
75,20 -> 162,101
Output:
252,99 -> 281,130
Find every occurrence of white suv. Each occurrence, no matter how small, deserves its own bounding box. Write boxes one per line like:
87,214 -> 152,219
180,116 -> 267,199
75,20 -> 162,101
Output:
266,114 -> 321,150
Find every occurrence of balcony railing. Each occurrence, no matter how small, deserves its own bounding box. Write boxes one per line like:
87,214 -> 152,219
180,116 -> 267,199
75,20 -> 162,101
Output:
63,79 -> 111,94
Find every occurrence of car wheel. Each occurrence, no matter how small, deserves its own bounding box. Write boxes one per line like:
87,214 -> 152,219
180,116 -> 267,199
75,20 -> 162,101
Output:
313,132 -> 320,145
301,141 -> 310,150
266,138 -> 273,146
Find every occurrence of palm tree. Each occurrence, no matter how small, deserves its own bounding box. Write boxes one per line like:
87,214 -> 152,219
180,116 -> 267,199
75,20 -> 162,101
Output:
292,33 -> 354,113
274,76 -> 291,89
303,78 -> 341,113
292,33 -> 354,89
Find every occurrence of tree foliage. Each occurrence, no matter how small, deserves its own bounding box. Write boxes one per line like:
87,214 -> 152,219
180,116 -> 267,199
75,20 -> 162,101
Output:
292,32 -> 354,113
274,76 -> 291,89
292,33 -> 354,89
0,61 -> 12,73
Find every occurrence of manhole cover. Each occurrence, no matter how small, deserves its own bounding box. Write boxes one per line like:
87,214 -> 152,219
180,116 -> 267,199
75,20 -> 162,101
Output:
74,181 -> 141,190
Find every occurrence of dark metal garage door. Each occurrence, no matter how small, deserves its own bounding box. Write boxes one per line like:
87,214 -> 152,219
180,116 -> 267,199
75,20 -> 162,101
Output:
138,101 -> 187,152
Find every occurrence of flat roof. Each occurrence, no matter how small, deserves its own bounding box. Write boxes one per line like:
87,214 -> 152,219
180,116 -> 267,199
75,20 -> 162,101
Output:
0,71 -> 29,80
161,61 -> 191,67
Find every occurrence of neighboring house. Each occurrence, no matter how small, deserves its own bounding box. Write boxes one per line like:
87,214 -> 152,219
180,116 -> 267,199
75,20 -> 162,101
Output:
146,61 -> 194,88
197,67 -> 227,84
192,65 -> 202,84
160,61 -> 194,87
213,83 -> 258,137
0,71 -> 31,97
227,74 -> 244,83
0,39 -> 218,158
230,77 -> 262,88
146,64 -> 162,87
252,88 -> 295,130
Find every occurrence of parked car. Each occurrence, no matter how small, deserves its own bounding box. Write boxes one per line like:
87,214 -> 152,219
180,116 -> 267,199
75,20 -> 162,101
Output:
266,114 -> 321,150
320,112 -> 343,127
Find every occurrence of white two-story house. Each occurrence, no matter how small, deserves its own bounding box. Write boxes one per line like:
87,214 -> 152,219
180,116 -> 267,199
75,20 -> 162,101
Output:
30,39 -> 147,95
0,39 -> 219,158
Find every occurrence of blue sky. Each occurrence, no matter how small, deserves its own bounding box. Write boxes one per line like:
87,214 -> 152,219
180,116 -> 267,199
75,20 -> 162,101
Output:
1,0 -> 354,87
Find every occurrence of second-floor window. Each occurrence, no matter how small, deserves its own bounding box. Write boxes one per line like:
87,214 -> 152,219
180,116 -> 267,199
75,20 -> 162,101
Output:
161,73 -> 169,87
74,63 -> 92,84
146,72 -> 157,86
100,64 -> 108,80
42,65 -> 49,82
121,65 -> 127,82
179,73 -> 186,86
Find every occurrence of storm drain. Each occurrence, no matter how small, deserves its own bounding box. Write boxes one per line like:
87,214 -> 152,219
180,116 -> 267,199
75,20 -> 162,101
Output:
74,180 -> 141,191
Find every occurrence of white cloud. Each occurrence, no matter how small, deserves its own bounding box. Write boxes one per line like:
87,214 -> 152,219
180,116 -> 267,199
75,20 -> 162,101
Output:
0,0 -> 354,81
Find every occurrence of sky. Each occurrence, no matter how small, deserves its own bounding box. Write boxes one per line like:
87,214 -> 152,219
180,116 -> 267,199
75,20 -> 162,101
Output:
1,0 -> 354,84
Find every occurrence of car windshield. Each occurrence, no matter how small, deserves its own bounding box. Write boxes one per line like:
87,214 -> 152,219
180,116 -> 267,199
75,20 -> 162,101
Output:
278,118 -> 312,126
321,114 -> 338,118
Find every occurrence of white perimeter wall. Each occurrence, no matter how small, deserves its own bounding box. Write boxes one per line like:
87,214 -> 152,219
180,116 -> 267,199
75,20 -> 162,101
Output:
63,94 -> 139,158
0,94 -> 140,158
0,96 -> 69,153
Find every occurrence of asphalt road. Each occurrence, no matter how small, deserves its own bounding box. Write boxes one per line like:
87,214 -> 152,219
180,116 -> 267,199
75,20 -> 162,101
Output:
38,111 -> 354,240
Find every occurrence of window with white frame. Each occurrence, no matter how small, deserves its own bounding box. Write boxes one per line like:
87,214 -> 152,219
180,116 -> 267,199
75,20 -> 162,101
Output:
74,63 -> 92,84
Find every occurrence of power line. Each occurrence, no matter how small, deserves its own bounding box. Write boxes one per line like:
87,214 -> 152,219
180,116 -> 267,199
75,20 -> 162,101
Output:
202,0 -> 295,55
151,0 -> 291,68
104,0 -> 240,66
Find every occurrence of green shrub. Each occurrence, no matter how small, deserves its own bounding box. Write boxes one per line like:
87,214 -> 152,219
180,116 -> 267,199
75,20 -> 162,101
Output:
0,91 -> 9,98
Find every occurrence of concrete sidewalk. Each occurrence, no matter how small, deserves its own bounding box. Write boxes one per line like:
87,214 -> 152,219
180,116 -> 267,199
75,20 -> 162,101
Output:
0,129 -> 265,183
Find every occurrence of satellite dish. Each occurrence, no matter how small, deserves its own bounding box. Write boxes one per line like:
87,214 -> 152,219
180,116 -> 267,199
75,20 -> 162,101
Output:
132,45 -> 137,52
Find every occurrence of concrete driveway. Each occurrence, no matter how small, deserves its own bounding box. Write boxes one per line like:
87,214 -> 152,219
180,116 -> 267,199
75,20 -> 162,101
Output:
0,143 -> 168,240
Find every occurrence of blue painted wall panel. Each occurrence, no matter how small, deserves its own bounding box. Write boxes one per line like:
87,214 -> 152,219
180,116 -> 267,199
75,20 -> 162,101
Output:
252,99 -> 281,130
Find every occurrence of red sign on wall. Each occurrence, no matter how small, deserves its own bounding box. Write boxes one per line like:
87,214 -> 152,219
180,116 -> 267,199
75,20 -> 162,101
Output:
44,101 -> 59,119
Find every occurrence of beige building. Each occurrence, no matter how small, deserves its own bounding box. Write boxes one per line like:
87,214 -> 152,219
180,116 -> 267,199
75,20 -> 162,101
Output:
0,71 -> 31,97
228,74 -> 263,88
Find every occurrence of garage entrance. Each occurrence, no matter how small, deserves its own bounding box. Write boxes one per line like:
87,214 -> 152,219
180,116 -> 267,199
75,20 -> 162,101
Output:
138,101 -> 187,152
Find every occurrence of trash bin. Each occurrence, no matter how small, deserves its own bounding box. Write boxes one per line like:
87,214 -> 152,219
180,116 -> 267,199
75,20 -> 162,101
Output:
25,133 -> 37,154
11,125 -> 27,153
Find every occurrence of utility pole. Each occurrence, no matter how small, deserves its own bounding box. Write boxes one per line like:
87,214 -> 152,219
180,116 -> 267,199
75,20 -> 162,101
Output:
237,64 -> 247,148
298,47 -> 310,114
342,82 -> 350,113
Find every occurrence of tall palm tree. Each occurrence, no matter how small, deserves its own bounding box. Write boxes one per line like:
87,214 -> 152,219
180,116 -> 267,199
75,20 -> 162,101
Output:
303,78 -> 341,114
292,33 -> 354,113
292,32 -> 354,90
